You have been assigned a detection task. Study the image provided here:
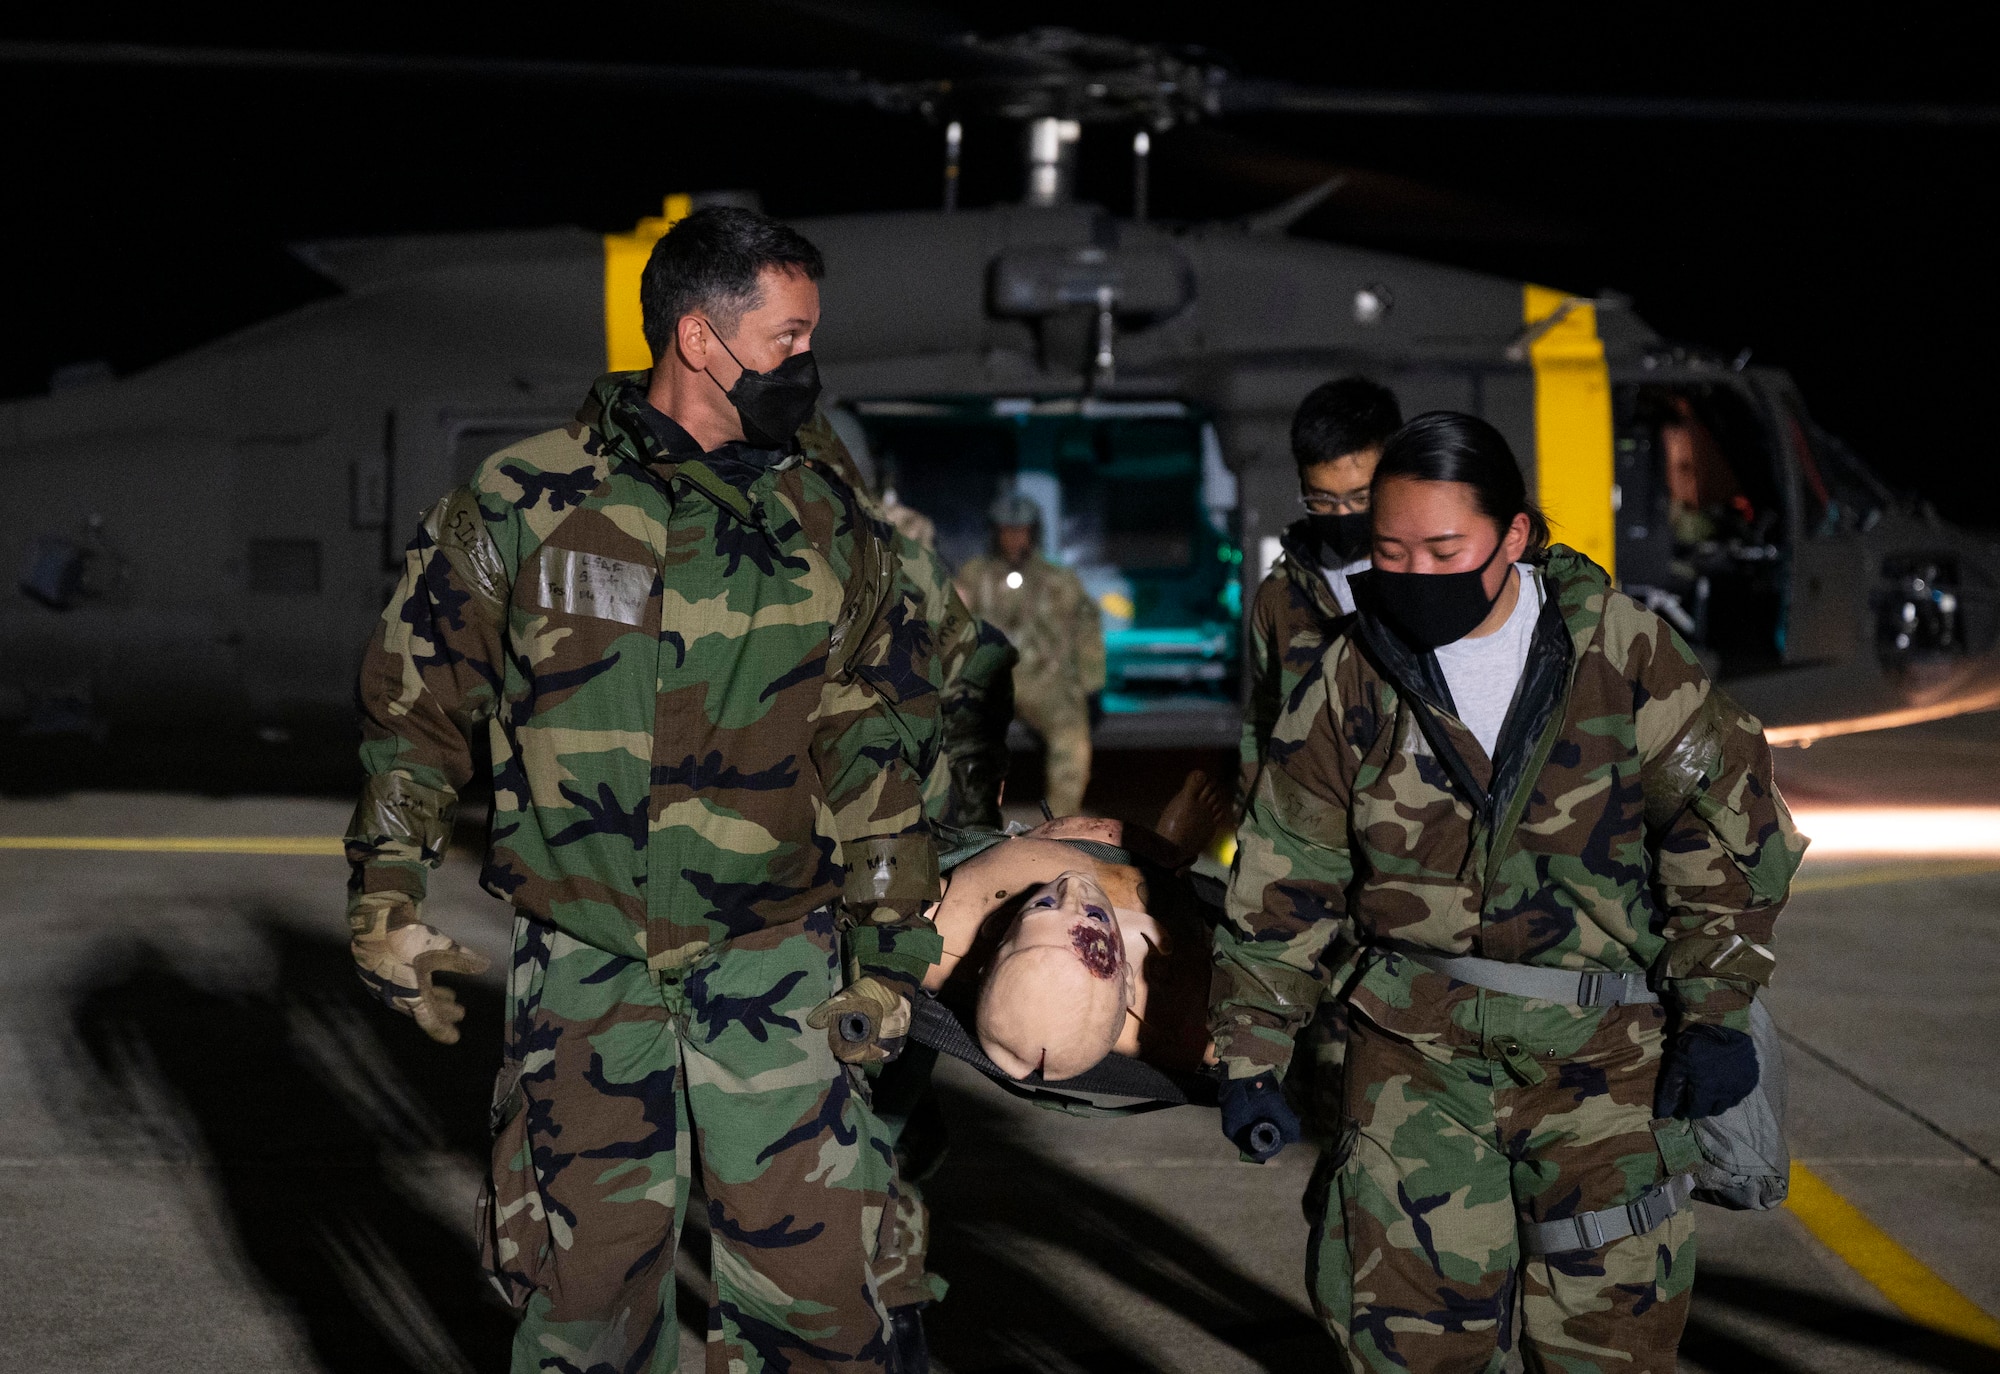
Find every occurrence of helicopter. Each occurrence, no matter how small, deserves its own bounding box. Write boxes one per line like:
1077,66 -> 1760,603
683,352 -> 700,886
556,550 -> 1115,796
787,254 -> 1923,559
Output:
3,29 -> 1998,755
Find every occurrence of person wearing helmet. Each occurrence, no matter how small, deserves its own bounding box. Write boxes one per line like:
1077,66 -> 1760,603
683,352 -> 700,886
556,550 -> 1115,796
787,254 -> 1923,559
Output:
956,491 -> 1107,817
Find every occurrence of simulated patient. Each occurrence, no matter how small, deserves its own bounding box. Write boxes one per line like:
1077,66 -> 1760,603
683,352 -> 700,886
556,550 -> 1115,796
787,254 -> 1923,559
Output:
919,774 -> 1226,1080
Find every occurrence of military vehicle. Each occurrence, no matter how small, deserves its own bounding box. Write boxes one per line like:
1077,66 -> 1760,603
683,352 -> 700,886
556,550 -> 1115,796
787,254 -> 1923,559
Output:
5,31 -> 1998,751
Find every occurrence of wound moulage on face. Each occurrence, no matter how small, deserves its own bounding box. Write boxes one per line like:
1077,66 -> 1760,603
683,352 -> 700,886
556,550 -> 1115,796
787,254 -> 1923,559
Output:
976,871 -> 1130,1079
923,832 -> 1214,1080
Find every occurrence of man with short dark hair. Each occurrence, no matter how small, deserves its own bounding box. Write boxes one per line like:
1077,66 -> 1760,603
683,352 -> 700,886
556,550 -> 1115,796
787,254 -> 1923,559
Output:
1239,376 -> 1401,799
345,205 -> 943,1371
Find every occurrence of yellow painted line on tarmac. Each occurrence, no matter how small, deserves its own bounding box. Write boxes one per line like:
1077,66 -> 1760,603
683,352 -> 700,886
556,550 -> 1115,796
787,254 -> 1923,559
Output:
0,836 -> 344,856
1793,858 -> 2000,893
1787,1162 -> 2000,1348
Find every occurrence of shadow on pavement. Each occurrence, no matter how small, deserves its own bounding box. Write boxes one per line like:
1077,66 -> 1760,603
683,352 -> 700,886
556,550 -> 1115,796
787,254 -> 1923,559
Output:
61,921 -> 1992,1374
2,722 -> 367,799
918,1083 -> 1332,1372
1686,1270 -> 2000,1374
71,921 -> 512,1373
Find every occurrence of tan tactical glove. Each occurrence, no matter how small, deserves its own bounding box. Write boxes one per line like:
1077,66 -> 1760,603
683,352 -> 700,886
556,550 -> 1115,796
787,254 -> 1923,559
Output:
806,975 -> 913,1066
349,892 -> 491,1044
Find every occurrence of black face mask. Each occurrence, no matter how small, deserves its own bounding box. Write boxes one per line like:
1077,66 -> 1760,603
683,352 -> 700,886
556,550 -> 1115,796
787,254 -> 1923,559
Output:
1308,511 -> 1372,565
1356,535 -> 1508,649
706,331 -> 822,449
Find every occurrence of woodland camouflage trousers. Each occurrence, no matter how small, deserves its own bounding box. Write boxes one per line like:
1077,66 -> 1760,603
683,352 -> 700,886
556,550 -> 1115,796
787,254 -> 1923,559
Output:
1306,993 -> 1700,1374
480,910 -> 913,1374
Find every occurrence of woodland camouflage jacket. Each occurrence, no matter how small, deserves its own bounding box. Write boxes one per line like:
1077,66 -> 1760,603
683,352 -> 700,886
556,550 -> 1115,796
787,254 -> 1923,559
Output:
1214,546 -> 1805,1079
1240,517 -> 1350,805
796,412 -> 1016,829
347,373 -> 944,988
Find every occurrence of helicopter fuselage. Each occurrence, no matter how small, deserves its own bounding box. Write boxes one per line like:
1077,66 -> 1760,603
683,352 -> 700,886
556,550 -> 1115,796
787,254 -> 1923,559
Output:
2,203 -> 1995,747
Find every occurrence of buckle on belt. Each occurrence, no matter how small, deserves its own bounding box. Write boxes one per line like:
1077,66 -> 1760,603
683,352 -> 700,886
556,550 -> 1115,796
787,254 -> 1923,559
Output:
1578,1210 -> 1607,1249
1626,1194 -> 1657,1237
1626,1175 -> 1685,1236
1578,971 -> 1639,1007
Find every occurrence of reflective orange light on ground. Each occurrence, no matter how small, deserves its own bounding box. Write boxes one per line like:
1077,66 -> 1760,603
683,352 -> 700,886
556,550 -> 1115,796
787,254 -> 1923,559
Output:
1787,807 -> 2000,857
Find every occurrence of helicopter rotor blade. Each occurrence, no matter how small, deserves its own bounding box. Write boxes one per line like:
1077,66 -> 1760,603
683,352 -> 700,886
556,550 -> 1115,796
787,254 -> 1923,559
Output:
762,0 -> 1066,77
1163,125 -> 1583,246
1214,78 -> 2000,127
0,40 -> 935,112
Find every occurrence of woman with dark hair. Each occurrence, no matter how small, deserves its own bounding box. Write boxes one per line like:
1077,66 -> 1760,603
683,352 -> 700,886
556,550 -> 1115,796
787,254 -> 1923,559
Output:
1209,411 -> 1804,1372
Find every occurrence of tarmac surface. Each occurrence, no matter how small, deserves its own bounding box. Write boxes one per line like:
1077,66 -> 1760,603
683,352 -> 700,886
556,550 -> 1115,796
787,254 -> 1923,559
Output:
2,715 -> 1998,1372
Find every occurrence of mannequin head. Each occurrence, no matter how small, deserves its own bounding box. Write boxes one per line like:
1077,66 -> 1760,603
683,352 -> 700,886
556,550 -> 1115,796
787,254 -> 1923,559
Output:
975,871 -> 1135,1080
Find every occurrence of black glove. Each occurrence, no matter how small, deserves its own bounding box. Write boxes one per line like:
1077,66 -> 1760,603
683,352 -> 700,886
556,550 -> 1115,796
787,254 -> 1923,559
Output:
1087,692 -> 1105,733
1654,1024 -> 1759,1120
1218,1073 -> 1303,1163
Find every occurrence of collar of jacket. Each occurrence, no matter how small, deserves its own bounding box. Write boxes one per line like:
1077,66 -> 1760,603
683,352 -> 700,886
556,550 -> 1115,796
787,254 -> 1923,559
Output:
1276,517 -> 1348,623
1351,545 -> 1602,820
575,371 -> 799,522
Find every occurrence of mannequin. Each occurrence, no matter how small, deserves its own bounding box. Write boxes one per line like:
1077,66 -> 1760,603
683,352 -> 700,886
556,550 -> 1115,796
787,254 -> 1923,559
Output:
920,773 -> 1226,1079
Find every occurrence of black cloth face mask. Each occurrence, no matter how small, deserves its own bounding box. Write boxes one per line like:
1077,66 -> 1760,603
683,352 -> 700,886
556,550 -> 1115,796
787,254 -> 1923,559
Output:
1356,533 -> 1510,649
1308,511 -> 1372,565
705,330 -> 822,450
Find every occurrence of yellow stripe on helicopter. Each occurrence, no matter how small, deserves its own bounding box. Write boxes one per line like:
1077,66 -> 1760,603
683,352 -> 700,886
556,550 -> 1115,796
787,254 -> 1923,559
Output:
1524,283 -> 1616,579
604,194 -> 692,372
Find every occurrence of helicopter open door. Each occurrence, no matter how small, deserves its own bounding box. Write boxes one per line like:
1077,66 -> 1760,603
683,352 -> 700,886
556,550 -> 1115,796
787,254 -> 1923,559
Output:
850,396 -> 1241,747
1613,380 -> 1792,675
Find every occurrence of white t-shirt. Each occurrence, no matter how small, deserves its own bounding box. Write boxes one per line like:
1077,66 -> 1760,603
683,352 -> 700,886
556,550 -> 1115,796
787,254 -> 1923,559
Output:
1431,564 -> 1543,760
1322,557 -> 1370,615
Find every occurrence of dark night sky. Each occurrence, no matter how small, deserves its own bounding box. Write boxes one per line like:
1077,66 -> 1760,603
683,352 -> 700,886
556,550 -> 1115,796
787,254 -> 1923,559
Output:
4,4 -> 1997,522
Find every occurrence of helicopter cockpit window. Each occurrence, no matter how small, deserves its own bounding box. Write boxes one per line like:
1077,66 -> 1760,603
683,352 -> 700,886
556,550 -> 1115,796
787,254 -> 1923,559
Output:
1616,383 -> 1786,671
1656,388 -> 1782,548
1784,403 -> 1890,532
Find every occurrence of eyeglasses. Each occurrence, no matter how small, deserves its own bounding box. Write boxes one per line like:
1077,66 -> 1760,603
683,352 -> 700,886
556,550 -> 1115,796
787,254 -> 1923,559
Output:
1300,491 -> 1370,516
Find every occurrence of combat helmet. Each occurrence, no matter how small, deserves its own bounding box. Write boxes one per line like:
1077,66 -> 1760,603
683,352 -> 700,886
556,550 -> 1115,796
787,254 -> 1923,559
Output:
988,490 -> 1043,529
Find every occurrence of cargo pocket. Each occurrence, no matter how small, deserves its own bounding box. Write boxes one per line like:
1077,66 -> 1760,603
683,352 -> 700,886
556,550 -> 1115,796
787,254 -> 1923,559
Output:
1650,1114 -> 1705,1178
475,1060 -> 550,1311
871,1173 -> 945,1309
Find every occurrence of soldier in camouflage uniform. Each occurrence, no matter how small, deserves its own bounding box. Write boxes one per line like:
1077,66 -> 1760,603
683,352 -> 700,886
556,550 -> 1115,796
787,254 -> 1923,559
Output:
1241,498 -> 1358,1146
1213,413 -> 1803,1373
346,207 -> 945,1373
1241,376 -> 1402,804
1240,378 -> 1401,1143
798,411 -> 1016,830
956,493 -> 1106,817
